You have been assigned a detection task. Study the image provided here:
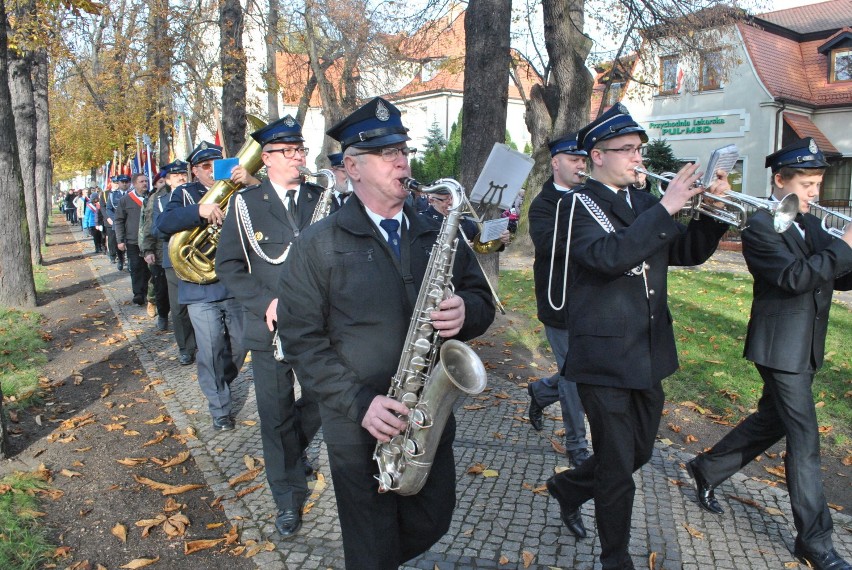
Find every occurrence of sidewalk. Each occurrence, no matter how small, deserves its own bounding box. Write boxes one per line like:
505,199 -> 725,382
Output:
83,232 -> 851,569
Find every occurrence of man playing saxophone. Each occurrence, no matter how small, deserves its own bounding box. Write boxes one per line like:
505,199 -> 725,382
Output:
276,97 -> 495,569
215,115 -> 322,538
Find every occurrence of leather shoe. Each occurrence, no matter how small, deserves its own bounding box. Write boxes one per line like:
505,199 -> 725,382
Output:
146,302 -> 157,317
567,447 -> 591,468
302,453 -> 316,477
179,353 -> 195,366
794,548 -> 852,570
686,458 -> 723,515
212,416 -> 235,431
527,383 -> 544,431
156,317 -> 168,331
546,477 -> 587,539
275,508 -> 302,538
117,261 -> 124,271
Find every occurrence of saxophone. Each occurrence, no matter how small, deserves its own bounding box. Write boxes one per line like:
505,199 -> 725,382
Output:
169,115 -> 267,284
373,177 -> 488,496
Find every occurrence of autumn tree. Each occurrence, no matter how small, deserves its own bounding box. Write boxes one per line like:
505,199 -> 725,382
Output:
220,0 -> 247,155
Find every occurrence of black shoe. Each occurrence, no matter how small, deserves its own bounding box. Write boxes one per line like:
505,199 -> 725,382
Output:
686,458 -> 724,515
117,261 -> 124,271
567,447 -> 592,468
156,317 -> 168,331
527,383 -> 544,431
794,548 -> 852,570
302,453 -> 316,477
545,477 -> 587,539
212,416 -> 235,431
275,508 -> 302,538
179,353 -> 195,366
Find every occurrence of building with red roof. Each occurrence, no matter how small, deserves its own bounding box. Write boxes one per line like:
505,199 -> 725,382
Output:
623,0 -> 852,199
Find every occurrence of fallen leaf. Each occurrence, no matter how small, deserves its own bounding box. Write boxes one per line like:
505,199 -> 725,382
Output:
119,557 -> 159,569
682,523 -> 704,539
482,469 -> 499,478
499,555 -> 509,564
764,465 -> 787,479
764,507 -> 785,516
116,457 -> 148,467
142,431 -> 169,447
133,475 -> 204,496
123,430 -> 141,436
521,550 -> 535,568
160,451 -> 190,469
206,522 -> 224,530
228,467 -> 263,487
466,463 -> 486,475
667,423 -> 682,433
649,551 -> 658,569
828,503 -> 844,512
60,469 -> 82,478
725,495 -> 759,508
235,483 -> 264,498
144,415 -> 169,425
184,539 -> 224,555
103,423 -> 126,432
112,523 -> 127,543
240,420 -> 257,426
684,434 -> 698,444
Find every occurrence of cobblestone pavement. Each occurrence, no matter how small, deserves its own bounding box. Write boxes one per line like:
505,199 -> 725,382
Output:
84,238 -> 851,569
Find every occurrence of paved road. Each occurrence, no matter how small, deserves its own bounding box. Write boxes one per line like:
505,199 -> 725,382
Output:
85,234 -> 851,569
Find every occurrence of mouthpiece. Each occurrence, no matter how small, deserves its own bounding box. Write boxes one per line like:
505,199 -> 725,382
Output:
402,177 -> 421,191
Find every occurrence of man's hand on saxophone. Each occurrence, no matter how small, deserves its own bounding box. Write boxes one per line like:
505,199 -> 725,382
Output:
431,294 -> 465,338
361,396 -> 409,442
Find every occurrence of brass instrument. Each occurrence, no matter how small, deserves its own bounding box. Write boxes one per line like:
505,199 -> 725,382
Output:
634,166 -> 799,233
297,166 -> 336,223
169,115 -> 267,283
807,202 -> 851,238
374,177 -> 488,496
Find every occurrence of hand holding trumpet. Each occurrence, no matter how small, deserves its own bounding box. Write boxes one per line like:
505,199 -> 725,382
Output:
657,163 -> 703,216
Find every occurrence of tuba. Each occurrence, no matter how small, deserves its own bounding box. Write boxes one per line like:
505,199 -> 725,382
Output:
373,177 -> 488,496
169,115 -> 267,284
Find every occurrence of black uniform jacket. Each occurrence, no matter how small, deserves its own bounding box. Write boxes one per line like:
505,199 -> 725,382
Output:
742,209 -> 852,373
276,195 -> 495,445
564,178 -> 728,389
529,177 -> 572,329
215,178 -> 321,351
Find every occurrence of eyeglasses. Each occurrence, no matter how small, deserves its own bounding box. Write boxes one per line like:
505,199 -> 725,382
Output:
265,147 -> 309,158
599,145 -> 644,156
196,162 -> 213,171
355,147 -> 418,162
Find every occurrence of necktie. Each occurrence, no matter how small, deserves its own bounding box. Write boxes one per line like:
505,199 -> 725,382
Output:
286,189 -> 297,217
380,219 -> 401,259
617,189 -> 630,207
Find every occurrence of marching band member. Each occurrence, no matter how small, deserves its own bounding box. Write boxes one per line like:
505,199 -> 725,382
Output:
105,174 -> 129,269
688,138 -> 852,570
328,151 -> 351,212
277,97 -> 494,569
544,104 -> 730,570
156,143 -> 246,431
526,133 -> 590,467
215,115 -> 322,538
115,173 -> 152,307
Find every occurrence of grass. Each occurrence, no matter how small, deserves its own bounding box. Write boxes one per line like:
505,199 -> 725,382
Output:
0,473 -> 53,570
498,268 -> 852,444
0,308 -> 48,407
33,264 -> 49,294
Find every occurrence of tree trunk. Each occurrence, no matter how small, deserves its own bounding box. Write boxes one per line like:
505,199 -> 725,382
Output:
220,0 -> 247,156
0,0 -> 37,309
265,0 -> 280,121
8,0 -> 41,266
32,48 -> 51,243
461,0 -> 512,287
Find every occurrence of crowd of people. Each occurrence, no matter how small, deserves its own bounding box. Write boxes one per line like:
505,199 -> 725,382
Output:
56,98 -> 851,570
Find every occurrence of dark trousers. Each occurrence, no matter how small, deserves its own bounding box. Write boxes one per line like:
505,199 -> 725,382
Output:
149,264 -> 170,318
693,364 -> 833,553
126,244 -> 150,305
327,419 -> 457,570
164,267 -> 196,357
90,228 -> 103,252
251,350 -> 321,511
548,382 -> 665,570
106,227 -> 124,262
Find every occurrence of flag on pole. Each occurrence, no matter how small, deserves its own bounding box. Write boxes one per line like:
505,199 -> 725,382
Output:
213,108 -> 226,157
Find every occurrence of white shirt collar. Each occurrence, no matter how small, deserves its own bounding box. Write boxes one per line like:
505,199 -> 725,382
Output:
363,204 -> 406,241
270,180 -> 299,206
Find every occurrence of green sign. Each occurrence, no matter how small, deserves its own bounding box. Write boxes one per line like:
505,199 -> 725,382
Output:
648,117 -> 727,136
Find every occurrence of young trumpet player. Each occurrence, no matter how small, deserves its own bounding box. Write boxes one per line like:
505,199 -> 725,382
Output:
688,137 -> 852,570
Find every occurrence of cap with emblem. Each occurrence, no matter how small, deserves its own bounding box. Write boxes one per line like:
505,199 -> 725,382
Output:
161,160 -> 189,175
765,137 -> 828,173
115,174 -> 131,183
549,132 -> 587,157
577,103 -> 648,154
187,141 -> 223,166
110,176 -> 119,183
328,152 -> 344,167
326,97 -> 410,151
251,114 -> 305,147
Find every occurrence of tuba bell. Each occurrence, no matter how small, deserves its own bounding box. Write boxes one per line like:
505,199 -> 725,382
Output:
169,115 -> 267,284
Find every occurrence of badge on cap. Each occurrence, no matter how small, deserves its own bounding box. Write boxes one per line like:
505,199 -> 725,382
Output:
615,102 -> 627,114
200,141 -> 208,150
255,231 -> 263,241
284,116 -> 296,127
809,139 -> 819,154
376,100 -> 390,122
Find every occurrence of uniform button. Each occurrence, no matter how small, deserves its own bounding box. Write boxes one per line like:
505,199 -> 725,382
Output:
649,289 -> 655,295
658,232 -> 667,239
815,288 -> 821,294
650,315 -> 655,320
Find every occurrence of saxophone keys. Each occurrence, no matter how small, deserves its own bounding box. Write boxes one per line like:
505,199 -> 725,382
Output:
410,407 -> 432,429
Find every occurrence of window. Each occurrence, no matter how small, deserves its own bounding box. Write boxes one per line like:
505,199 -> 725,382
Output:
831,48 -> 852,82
659,56 -> 678,94
606,82 -> 623,106
727,160 -> 743,194
822,157 -> 851,202
699,50 -> 723,91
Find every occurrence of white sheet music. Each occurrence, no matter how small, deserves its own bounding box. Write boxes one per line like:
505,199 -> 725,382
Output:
469,143 -> 535,210
702,144 -> 739,187
479,218 -> 509,242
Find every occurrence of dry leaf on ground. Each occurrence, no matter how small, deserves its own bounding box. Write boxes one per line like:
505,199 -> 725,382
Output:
184,538 -> 225,555
119,557 -> 159,568
112,523 -> 127,543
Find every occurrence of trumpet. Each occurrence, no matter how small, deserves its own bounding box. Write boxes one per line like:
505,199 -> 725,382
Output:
634,167 -> 799,233
808,202 -> 851,238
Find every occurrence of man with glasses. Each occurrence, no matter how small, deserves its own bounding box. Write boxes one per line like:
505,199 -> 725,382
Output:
277,97 -> 495,569
543,104 -> 731,570
115,173 -> 152,306
327,152 -> 351,212
216,115 -> 322,538
157,142 -> 246,432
